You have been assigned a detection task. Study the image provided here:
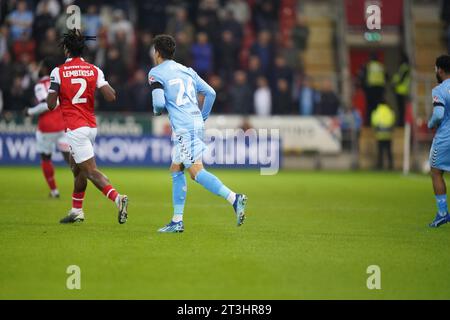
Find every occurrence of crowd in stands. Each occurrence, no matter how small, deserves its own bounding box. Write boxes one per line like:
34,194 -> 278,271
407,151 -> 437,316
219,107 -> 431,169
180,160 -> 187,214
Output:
0,0 -> 341,116
441,0 -> 450,55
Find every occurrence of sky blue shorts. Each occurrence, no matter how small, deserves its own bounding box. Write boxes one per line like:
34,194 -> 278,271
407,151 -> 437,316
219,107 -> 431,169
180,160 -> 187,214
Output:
172,129 -> 206,168
430,137 -> 450,171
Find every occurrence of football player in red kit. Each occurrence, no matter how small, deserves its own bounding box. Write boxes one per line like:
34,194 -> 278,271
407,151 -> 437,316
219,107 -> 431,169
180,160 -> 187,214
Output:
46,29 -> 128,224
25,58 -> 70,198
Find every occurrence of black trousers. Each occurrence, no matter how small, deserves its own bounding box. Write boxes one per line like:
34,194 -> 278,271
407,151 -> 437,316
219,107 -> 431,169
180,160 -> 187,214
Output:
377,140 -> 393,170
365,86 -> 385,125
395,94 -> 406,127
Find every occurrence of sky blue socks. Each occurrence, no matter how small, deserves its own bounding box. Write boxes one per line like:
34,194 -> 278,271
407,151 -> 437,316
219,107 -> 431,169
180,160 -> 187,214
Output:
172,171 -> 187,222
435,194 -> 448,217
171,169 -> 237,223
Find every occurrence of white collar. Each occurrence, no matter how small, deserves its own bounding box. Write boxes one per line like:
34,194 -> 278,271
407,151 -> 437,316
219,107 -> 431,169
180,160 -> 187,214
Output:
65,57 -> 85,62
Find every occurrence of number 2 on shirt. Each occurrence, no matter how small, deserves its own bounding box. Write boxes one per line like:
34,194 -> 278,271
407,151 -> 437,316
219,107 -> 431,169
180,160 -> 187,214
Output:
71,78 -> 87,104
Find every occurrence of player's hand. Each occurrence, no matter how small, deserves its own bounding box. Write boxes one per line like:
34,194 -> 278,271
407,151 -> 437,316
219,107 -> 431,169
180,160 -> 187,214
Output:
22,108 -> 30,117
153,107 -> 163,116
428,121 -> 438,130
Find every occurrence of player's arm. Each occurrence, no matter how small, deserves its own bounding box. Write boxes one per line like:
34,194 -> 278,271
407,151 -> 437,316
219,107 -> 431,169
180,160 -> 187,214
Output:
148,71 -> 165,116
96,67 -> 116,102
99,84 -> 116,102
428,89 -> 445,129
27,102 -> 50,116
26,83 -> 50,116
47,67 -> 60,110
195,74 -> 216,121
47,92 -> 58,111
151,82 -> 165,116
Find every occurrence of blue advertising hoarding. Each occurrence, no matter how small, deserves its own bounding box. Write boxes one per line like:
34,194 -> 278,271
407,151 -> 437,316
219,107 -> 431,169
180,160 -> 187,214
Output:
0,133 -> 281,172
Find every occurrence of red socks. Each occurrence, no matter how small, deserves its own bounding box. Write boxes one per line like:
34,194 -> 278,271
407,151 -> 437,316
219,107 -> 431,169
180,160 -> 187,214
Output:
102,185 -> 119,202
41,159 -> 57,191
71,186 -> 117,211
72,192 -> 85,209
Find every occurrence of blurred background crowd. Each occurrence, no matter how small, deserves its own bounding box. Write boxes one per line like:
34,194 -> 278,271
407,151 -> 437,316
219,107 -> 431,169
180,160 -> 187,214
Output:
2,0 -> 450,171
0,0 -> 343,116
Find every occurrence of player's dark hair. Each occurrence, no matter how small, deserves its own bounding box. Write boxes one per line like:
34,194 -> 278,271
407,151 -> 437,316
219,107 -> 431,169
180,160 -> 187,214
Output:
59,28 -> 96,57
436,55 -> 450,73
153,34 -> 176,60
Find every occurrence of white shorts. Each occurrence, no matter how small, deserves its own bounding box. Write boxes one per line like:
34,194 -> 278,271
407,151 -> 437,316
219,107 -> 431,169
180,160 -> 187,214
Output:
36,130 -> 70,155
66,127 -> 97,164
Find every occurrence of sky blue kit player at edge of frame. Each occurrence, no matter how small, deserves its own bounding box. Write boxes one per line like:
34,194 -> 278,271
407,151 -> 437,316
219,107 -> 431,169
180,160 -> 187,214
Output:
427,54 -> 450,228
148,34 -> 248,233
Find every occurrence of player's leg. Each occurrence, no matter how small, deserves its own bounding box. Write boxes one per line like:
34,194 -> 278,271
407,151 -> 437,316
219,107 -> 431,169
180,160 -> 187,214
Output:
65,127 -> 128,224
158,163 -> 187,233
187,162 -> 247,226
40,153 -> 60,198
62,151 -> 70,164
60,154 -> 87,223
171,163 -> 187,223
430,167 -> 450,227
44,133 -> 70,201
36,131 -> 60,198
431,167 -> 446,195
77,157 -> 128,224
57,133 -> 71,165
431,167 -> 447,212
187,162 -> 235,203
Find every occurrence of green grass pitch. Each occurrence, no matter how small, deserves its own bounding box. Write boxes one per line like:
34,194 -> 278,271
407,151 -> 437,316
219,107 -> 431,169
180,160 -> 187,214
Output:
0,166 -> 449,299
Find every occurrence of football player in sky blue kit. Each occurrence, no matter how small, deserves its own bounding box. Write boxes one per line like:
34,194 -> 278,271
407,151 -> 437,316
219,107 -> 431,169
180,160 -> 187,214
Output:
148,35 -> 247,233
427,55 -> 450,227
